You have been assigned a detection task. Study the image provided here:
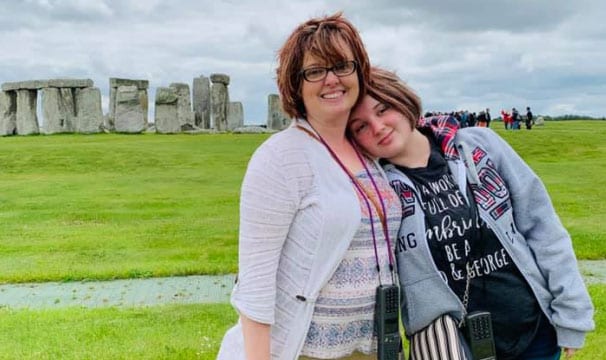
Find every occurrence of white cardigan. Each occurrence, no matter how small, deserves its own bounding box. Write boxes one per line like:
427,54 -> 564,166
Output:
219,120 -> 375,359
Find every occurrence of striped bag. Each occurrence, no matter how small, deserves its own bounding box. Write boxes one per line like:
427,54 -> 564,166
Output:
409,314 -> 469,360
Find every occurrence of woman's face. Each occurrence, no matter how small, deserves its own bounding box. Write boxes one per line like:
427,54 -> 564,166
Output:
349,95 -> 413,160
300,41 -> 359,124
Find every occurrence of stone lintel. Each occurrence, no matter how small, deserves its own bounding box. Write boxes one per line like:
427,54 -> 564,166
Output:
109,78 -> 149,89
155,87 -> 178,104
1,79 -> 94,91
2,80 -> 47,91
48,79 -> 94,88
169,82 -> 190,91
210,73 -> 230,85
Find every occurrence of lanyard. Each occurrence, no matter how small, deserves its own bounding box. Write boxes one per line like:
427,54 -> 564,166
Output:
296,125 -> 396,284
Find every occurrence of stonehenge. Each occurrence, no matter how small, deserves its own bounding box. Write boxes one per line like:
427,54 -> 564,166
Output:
16,89 -> 39,135
154,87 -> 180,134
109,78 -> 149,133
170,82 -> 196,128
267,94 -> 291,130
153,83 -> 198,133
210,73 -> 230,131
193,75 -> 211,129
1,79 -> 103,135
0,91 -> 17,135
114,85 -> 146,133
1,74 -> 286,136
227,101 -> 244,130
74,87 -> 104,133
154,73 -> 244,133
42,88 -> 74,134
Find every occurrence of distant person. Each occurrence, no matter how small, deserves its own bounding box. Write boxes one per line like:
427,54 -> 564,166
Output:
526,106 -> 534,130
460,110 -> 469,128
217,13 -> 402,360
468,111 -> 476,127
486,108 -> 492,128
348,67 -> 595,360
454,111 -> 462,125
477,110 -> 487,127
512,107 -> 521,130
501,109 -> 512,130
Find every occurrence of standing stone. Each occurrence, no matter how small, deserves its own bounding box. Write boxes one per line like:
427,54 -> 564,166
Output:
75,87 -> 103,133
0,91 -> 17,136
41,88 -> 65,134
227,101 -> 244,131
169,83 -> 195,128
139,89 -> 149,124
193,76 -> 211,129
41,88 -> 76,134
16,89 -> 39,135
154,87 -> 180,133
267,94 -> 291,130
109,78 -> 149,125
109,86 -> 116,125
61,88 -> 76,132
114,85 -> 145,133
535,116 -> 545,126
210,73 -> 230,131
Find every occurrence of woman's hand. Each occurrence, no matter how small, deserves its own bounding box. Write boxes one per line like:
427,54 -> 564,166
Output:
563,347 -> 577,358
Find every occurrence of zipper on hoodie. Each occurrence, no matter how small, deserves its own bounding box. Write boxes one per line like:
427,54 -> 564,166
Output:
386,165 -> 468,323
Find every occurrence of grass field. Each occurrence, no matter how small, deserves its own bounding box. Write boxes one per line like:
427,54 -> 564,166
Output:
0,303 -> 238,359
1,286 -> 602,360
0,121 -> 604,283
0,133 -> 267,283
0,120 -> 604,358
495,121 -> 606,259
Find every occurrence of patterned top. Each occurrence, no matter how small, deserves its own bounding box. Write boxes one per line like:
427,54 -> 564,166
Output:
299,162 -> 402,359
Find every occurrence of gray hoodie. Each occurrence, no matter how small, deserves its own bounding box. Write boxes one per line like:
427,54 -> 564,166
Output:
385,115 -> 594,349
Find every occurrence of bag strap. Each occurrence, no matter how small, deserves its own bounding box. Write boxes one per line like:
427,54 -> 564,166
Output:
295,124 -> 387,226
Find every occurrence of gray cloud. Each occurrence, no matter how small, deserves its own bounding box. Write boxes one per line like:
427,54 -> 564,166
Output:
0,0 -> 604,124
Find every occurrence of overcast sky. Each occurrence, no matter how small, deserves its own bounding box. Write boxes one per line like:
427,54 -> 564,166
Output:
1,0 -> 605,125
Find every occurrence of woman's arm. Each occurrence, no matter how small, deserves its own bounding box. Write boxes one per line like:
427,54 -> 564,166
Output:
241,314 -> 271,360
231,139 -> 300,357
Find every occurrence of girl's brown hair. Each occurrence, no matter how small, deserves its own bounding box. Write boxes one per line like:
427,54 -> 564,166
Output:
366,67 -> 422,129
276,12 -> 370,119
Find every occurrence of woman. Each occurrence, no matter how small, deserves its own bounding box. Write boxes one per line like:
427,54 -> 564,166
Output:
218,14 -> 402,360
347,68 -> 594,360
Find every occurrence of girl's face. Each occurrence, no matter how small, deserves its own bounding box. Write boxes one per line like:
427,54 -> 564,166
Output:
349,95 -> 413,160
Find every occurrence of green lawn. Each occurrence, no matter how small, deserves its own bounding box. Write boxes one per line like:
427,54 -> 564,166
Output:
0,303 -> 237,360
0,286 -> 603,359
494,121 -> 606,258
1,121 -> 604,283
0,133 -> 268,283
0,121 -> 604,358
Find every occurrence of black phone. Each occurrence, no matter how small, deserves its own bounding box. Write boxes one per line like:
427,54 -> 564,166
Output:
375,285 -> 400,360
465,311 -> 496,360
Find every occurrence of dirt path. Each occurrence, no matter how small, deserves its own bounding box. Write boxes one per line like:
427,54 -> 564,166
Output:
0,274 -> 235,309
1,260 -> 604,309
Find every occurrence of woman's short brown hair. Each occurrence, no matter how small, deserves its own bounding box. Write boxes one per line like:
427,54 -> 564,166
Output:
366,67 -> 422,129
276,12 -> 370,119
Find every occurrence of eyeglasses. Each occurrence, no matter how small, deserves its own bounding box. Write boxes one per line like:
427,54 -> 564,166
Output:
300,60 -> 357,82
